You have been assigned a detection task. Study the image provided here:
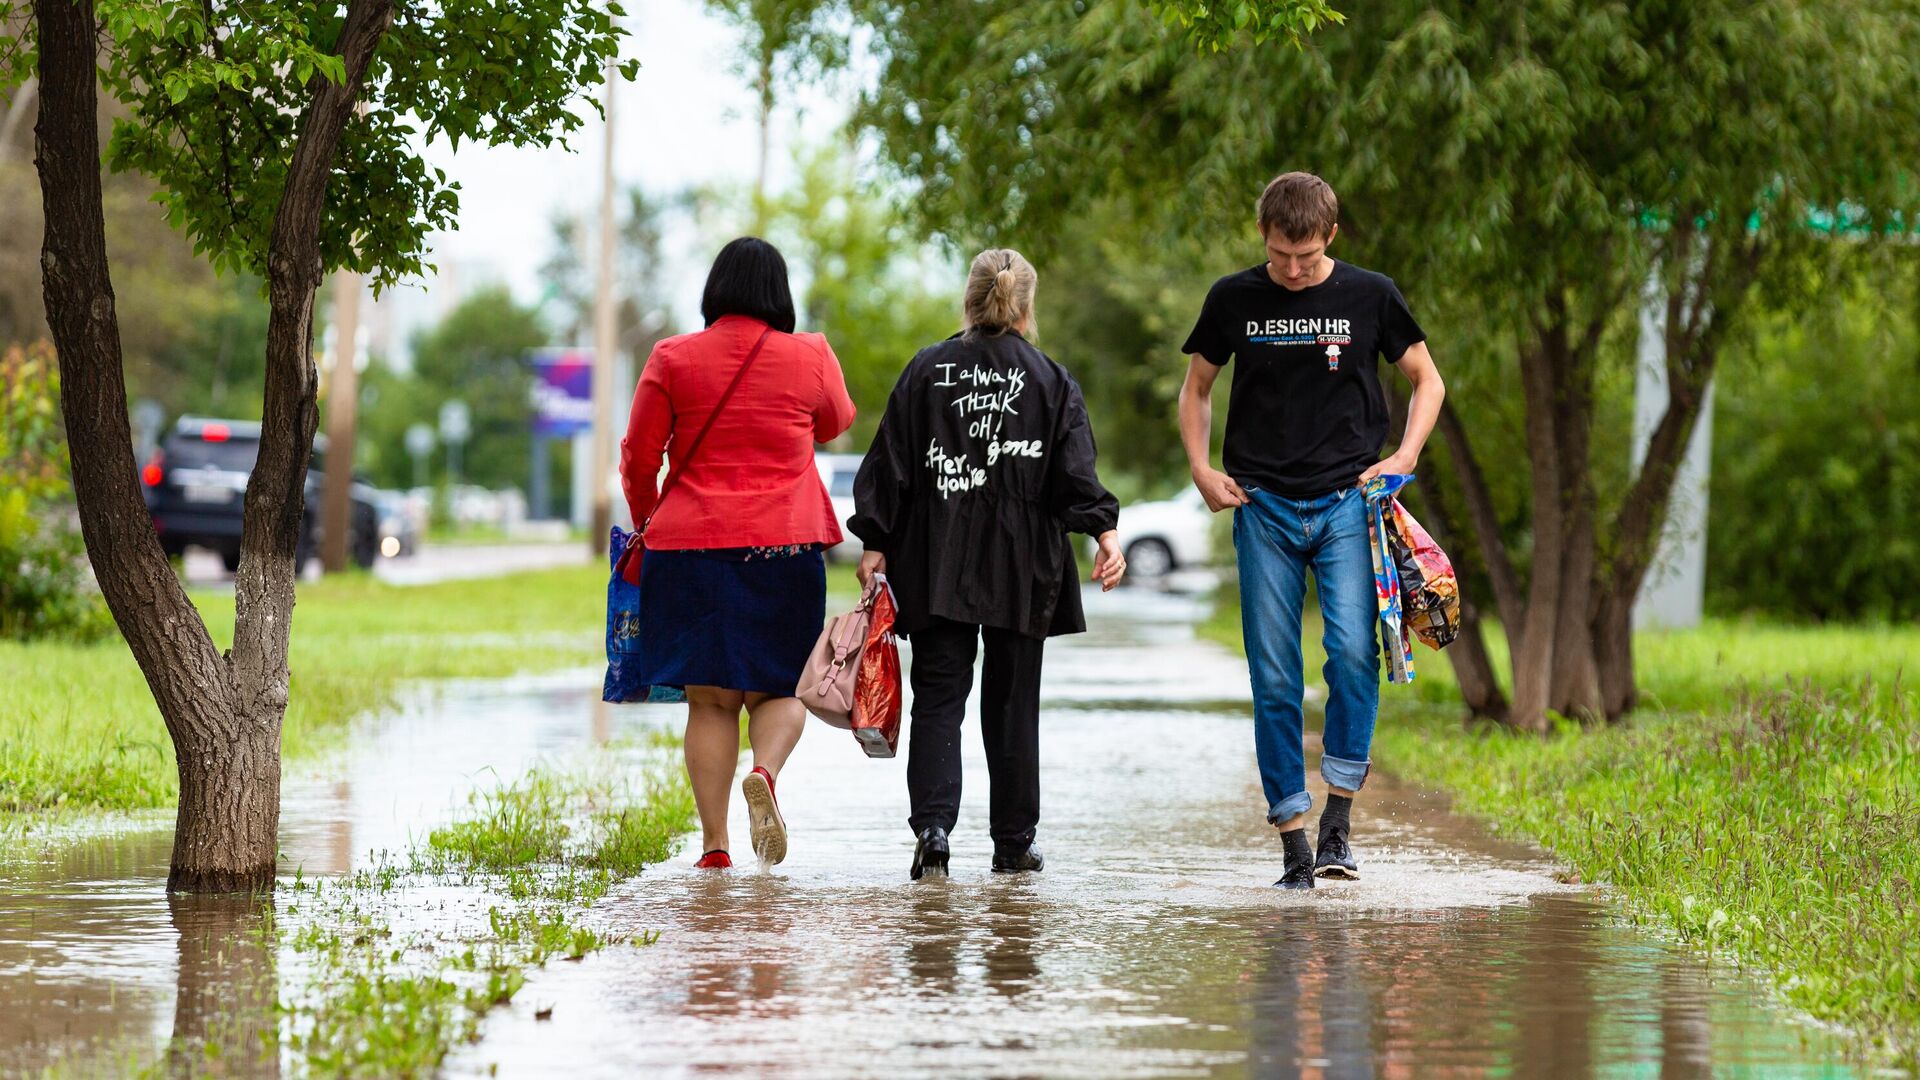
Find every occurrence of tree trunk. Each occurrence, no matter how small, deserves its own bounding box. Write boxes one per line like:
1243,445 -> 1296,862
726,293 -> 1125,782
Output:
1546,328 -> 1604,722
34,0 -> 393,893
1593,590 -> 1638,720
1446,598 -> 1509,725
1396,415 -> 1509,723
1507,339 -> 1566,732
33,0 -> 262,891
1433,401 -> 1523,635
224,0 -> 391,882
1589,233 -> 1751,720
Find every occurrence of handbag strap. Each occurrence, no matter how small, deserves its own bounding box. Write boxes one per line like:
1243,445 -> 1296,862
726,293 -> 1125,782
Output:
643,325 -> 774,535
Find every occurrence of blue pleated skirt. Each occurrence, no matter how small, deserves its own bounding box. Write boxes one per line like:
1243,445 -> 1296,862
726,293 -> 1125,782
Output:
631,545 -> 827,698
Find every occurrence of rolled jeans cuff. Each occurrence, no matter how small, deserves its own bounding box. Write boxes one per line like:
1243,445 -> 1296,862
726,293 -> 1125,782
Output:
1267,790 -> 1314,825
1320,754 -> 1371,792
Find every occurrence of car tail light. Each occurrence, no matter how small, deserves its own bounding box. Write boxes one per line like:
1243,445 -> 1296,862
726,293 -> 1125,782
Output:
202,423 -> 231,442
141,450 -> 165,487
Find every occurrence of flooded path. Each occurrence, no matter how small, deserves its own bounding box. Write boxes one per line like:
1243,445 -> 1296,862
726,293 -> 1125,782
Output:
1,588 -> 1871,1077
458,588 -> 1862,1078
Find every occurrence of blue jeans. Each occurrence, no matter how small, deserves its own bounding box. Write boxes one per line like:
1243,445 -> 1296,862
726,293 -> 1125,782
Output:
1233,487 -> 1379,823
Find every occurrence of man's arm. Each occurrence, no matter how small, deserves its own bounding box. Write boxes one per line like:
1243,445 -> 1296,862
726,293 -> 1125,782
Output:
1178,354 -> 1249,511
1357,340 -> 1445,486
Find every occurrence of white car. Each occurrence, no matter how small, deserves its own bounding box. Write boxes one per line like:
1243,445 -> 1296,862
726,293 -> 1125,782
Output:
1113,487 -> 1214,578
816,452 -> 866,563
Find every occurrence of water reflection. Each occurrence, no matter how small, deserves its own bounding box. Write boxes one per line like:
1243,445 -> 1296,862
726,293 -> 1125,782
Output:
1247,918 -> 1374,1080
165,894 -> 279,1078
0,589 -> 1873,1079
981,886 -> 1041,999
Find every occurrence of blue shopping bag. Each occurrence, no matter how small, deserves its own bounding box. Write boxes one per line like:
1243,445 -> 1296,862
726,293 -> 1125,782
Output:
603,526 -> 686,705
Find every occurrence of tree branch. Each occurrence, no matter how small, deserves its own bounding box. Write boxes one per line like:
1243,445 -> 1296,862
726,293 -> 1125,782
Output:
1433,399 -> 1523,633
230,0 -> 392,699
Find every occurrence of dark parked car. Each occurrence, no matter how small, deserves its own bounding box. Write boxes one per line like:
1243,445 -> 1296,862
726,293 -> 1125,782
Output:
141,416 -> 379,571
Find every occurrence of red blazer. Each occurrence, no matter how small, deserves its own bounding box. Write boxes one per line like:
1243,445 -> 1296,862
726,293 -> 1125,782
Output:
620,314 -> 856,550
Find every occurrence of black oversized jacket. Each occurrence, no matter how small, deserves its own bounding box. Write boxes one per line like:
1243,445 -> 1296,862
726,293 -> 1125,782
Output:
849,330 -> 1120,639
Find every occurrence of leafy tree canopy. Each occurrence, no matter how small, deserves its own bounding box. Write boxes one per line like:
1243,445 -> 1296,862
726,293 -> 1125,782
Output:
1,0 -> 636,289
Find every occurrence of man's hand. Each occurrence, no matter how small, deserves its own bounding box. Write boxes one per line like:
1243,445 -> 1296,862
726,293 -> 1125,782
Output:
1091,530 -> 1126,592
1356,450 -> 1419,488
1192,466 -> 1250,512
857,550 -> 887,589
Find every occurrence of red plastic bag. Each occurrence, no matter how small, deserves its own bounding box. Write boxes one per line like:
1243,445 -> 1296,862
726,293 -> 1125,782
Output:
849,578 -> 903,758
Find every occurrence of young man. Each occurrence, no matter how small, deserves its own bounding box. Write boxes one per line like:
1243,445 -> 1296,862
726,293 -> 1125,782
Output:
1178,172 -> 1445,889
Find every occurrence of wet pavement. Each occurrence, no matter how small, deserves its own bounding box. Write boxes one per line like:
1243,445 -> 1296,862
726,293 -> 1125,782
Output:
0,587 -> 1873,1077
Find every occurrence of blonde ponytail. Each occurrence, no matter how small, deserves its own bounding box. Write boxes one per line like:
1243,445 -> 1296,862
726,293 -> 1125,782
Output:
963,248 -> 1037,338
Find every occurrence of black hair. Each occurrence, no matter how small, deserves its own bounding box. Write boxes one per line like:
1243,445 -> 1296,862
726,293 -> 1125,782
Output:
699,237 -> 797,334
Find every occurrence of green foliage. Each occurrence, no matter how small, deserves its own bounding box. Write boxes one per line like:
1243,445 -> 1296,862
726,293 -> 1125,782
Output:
2,0 -> 635,290
840,0 -> 1920,631
0,343 -> 112,642
380,286 -> 547,491
1,160 -> 274,420
1708,274 -> 1920,621
1154,0 -> 1344,51
854,0 -> 1920,321
1374,684 -> 1920,1067
761,140 -> 957,445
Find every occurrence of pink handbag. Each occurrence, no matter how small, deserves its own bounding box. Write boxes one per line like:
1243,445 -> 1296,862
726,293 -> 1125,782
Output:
797,575 -> 883,729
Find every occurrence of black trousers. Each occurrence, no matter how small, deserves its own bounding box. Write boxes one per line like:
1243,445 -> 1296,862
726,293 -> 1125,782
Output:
905,618 -> 1046,849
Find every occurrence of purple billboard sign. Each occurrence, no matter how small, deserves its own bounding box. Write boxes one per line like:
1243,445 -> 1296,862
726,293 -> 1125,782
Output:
530,349 -> 595,436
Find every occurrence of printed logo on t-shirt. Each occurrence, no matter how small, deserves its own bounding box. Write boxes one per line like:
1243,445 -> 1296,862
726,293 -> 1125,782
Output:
1325,344 -> 1342,371
1246,317 -> 1353,349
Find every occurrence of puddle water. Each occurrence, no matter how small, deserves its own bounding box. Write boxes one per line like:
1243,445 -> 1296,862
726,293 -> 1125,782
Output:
1,588 -> 1875,1077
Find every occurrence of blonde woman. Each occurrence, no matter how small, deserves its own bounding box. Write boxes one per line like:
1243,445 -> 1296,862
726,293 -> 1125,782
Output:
849,249 -> 1125,881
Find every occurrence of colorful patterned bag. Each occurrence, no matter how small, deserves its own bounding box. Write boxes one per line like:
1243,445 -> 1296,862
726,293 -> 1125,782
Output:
602,526 -> 686,704
1364,475 -> 1417,683
1362,474 -> 1461,684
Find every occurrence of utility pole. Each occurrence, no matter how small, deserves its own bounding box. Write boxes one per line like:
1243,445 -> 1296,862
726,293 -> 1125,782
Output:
322,271 -> 363,573
588,59 -> 618,556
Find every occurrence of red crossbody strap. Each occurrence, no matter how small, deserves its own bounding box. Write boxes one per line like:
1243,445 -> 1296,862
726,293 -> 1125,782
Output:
642,325 -> 774,536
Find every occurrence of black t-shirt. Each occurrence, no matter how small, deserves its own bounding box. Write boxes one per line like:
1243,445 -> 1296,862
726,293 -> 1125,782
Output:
1181,259 -> 1425,497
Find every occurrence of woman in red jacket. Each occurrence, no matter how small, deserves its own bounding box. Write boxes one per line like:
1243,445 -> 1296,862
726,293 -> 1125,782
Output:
620,237 -> 856,870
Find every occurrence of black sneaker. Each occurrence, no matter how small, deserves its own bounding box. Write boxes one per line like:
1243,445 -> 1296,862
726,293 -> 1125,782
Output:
991,844 -> 1044,873
1314,827 -> 1360,880
910,826 -> 950,881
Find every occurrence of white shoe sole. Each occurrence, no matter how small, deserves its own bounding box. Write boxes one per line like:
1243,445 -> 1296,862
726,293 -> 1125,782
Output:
1314,865 -> 1360,880
742,771 -> 787,865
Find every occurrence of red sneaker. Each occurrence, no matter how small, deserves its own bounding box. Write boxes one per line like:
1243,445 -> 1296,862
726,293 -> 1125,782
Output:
695,849 -> 732,869
741,766 -> 788,865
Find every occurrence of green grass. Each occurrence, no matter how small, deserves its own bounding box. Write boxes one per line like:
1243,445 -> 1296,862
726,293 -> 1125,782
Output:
1373,686 -> 1920,1066
284,754 -> 698,1078
0,561 -> 862,825
1202,584 -> 1919,710
0,565 -> 611,820
1205,584 -> 1920,1065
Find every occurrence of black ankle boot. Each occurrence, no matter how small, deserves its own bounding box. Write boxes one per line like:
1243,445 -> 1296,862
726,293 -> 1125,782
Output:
991,843 -> 1044,873
911,826 -> 950,880
1274,828 -> 1315,890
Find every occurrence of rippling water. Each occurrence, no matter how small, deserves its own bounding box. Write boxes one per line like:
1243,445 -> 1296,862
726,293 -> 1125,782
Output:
0,587 -> 1868,1077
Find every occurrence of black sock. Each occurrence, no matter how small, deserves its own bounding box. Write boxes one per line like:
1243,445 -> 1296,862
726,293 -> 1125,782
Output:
1281,827 -> 1313,867
1319,794 -> 1353,840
